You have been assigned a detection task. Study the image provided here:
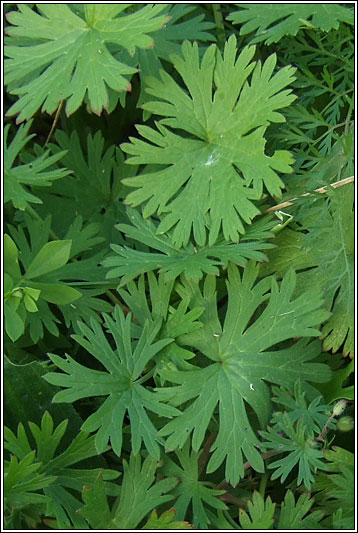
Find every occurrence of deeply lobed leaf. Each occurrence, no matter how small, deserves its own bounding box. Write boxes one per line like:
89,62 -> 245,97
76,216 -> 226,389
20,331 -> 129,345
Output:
122,35 -> 296,247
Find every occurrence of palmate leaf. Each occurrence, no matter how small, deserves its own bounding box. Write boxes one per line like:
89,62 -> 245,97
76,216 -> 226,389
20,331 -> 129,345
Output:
103,208 -> 276,284
79,454 -> 177,529
44,306 -> 179,459
122,35 -> 296,247
160,440 -> 227,529
228,4 -> 354,45
42,130 -> 136,241
120,4 -> 215,115
4,412 -> 120,529
157,262 -> 331,486
5,4 -> 169,122
271,381 -> 331,434
4,121 -> 71,210
260,184 -> 354,356
311,447 -> 354,529
116,272 -> 203,372
142,508 -> 194,530
259,414 -> 326,490
238,491 -> 275,529
277,490 -> 324,529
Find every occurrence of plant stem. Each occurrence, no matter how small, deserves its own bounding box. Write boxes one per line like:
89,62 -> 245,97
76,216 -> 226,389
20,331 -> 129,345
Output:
198,432 -> 217,476
212,4 -> 226,49
258,471 -> 269,498
44,100 -> 63,147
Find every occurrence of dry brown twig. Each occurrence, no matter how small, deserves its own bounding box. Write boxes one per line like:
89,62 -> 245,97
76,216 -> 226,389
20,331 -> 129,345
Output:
265,175 -> 354,214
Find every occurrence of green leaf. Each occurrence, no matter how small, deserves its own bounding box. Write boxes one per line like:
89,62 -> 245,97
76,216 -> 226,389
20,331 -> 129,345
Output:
4,452 -> 55,511
133,4 -> 215,116
4,234 -> 22,281
43,131 -> 135,241
160,440 -> 227,528
104,208 -> 275,284
142,508 -> 194,530
3,357 -> 83,447
260,184 -> 354,356
5,4 -> 169,121
4,302 -> 25,341
278,490 -> 324,529
260,415 -> 326,490
238,491 -> 275,529
80,473 -> 112,529
44,306 -> 179,458
29,282 -> 82,305
271,381 -> 331,434
317,359 -> 354,403
4,122 -> 71,209
4,412 -> 120,529
80,454 -> 178,529
157,262 -> 331,486
25,240 -> 72,279
311,447 -> 354,529
228,4 -> 354,45
111,454 -> 177,530
122,36 -> 296,247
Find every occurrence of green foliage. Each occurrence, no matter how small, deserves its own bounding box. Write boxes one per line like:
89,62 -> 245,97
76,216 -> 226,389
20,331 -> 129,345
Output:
103,207 -> 276,284
79,454 -> 177,529
311,447 -> 354,529
44,306 -> 179,458
5,4 -> 169,121
4,121 -> 71,210
3,3 -> 354,530
277,490 -> 324,529
157,263 -> 330,486
260,184 -> 354,356
142,508 -> 194,529
238,491 -> 276,529
4,412 -> 120,529
228,4 -> 354,45
122,35 -> 296,247
260,414 -> 326,490
160,440 -> 227,528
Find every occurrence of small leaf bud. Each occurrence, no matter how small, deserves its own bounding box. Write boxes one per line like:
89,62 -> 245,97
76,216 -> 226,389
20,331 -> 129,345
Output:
332,400 -> 347,417
336,416 -> 354,432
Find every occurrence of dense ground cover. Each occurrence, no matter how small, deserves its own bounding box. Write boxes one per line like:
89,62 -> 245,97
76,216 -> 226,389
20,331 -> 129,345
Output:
3,3 -> 354,530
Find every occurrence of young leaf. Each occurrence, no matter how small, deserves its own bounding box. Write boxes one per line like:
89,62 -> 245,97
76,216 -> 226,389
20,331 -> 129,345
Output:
4,122 -> 71,210
122,35 -> 296,247
238,491 -> 275,529
271,382 -> 331,434
228,4 -> 354,45
142,508 -> 194,530
260,415 -> 326,490
311,447 -> 354,529
44,306 -> 179,458
278,490 -> 324,529
112,454 -> 178,530
4,412 -> 120,530
5,4 -> 169,121
4,452 -> 55,510
157,262 -> 331,486
80,454 -> 178,529
160,440 -> 227,528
